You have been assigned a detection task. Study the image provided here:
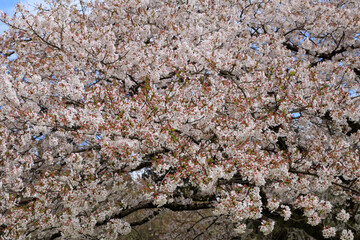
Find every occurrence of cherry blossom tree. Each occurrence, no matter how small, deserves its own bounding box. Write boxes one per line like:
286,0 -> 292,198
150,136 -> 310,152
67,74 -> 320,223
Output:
0,0 -> 359,239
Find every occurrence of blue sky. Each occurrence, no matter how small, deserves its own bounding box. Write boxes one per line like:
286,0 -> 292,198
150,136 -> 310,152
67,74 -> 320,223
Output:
0,0 -> 20,12
0,0 -> 44,32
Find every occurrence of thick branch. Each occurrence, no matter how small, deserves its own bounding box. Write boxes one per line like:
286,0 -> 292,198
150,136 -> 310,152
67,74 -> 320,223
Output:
130,210 -> 161,227
96,200 -> 214,227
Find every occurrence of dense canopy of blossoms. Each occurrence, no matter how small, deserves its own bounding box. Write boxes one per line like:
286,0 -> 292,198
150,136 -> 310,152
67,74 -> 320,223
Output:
0,0 -> 359,239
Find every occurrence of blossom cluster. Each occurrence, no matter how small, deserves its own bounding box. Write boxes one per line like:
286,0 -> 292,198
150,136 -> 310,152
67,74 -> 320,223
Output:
259,219 -> 275,236
214,186 -> 263,222
280,205 -> 291,221
322,227 -> 336,239
340,230 -> 354,240
336,209 -> 350,223
106,219 -> 132,238
294,195 -> 332,226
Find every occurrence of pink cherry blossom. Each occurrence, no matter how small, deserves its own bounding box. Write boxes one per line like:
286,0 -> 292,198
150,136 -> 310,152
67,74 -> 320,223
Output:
0,0 -> 359,239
